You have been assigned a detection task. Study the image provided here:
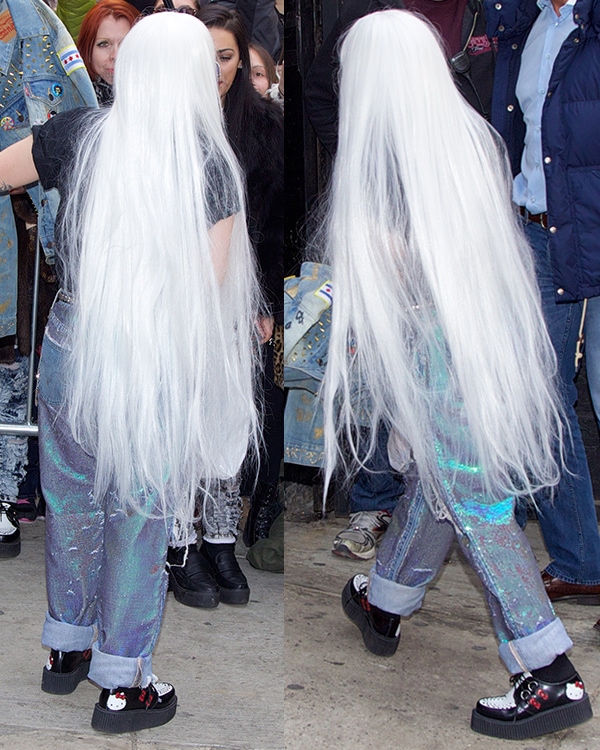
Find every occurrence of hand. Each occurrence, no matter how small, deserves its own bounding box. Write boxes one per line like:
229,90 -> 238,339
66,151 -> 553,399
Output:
256,315 -> 274,344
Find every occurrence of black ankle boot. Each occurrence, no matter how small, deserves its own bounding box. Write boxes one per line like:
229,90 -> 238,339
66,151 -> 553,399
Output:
243,482 -> 283,548
199,541 -> 249,605
167,544 -> 220,609
41,648 -> 92,694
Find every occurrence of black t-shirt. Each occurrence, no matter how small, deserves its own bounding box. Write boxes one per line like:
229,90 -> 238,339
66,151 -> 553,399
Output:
32,107 -> 240,288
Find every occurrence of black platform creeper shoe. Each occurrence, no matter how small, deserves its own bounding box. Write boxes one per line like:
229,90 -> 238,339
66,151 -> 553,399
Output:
341,574 -> 401,657
91,679 -> 177,734
167,544 -> 220,609
471,665 -> 593,740
42,648 -> 92,694
199,541 -> 250,605
0,501 -> 20,558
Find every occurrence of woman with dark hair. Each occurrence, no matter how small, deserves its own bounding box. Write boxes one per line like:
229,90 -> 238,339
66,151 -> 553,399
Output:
249,43 -> 277,97
78,0 -> 139,105
166,4 -> 283,607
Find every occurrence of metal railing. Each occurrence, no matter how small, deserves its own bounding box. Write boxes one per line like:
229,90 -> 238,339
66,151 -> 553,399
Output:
0,229 -> 41,437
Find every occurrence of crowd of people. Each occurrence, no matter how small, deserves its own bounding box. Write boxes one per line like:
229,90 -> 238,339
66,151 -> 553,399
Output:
0,0 -> 598,744
0,0 -> 283,736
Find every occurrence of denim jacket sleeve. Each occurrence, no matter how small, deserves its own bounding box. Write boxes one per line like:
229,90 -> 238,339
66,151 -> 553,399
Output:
0,0 -> 97,337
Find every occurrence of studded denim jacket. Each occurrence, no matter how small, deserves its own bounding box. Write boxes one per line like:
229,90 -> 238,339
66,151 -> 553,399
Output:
284,262 -> 332,467
0,0 -> 97,337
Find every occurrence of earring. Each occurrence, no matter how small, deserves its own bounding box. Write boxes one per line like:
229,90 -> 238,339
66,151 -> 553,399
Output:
238,61 -> 242,69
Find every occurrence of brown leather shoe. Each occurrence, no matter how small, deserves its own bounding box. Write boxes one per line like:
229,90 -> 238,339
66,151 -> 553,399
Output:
542,570 -> 600,605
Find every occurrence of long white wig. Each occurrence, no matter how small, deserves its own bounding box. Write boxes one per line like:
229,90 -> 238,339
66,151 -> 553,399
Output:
322,10 -> 564,510
60,13 -> 261,527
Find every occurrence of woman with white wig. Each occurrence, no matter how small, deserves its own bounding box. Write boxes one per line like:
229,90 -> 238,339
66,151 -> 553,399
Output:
324,10 -> 592,741
0,12 -> 259,733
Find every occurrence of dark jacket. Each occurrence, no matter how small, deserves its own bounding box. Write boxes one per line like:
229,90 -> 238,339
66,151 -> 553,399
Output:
487,0 -> 600,302
304,0 -> 495,155
229,95 -> 283,323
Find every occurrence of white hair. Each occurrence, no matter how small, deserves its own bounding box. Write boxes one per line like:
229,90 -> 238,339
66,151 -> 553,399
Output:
60,13 -> 261,527
322,10 -> 564,510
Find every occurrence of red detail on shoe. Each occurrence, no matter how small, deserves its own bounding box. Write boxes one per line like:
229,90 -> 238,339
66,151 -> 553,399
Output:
115,691 -> 127,701
83,649 -> 92,660
575,680 -> 584,690
48,654 -> 54,667
529,697 -> 541,710
537,688 -> 549,701
139,688 -> 147,704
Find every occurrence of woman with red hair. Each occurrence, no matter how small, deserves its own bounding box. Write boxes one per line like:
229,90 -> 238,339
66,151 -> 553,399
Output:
78,1 -> 139,105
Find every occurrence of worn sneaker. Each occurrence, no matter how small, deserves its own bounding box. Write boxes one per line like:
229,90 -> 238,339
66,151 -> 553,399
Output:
41,648 -> 92,694
471,670 -> 593,740
332,510 -> 391,560
0,501 -> 20,558
91,678 -> 177,733
341,574 -> 401,656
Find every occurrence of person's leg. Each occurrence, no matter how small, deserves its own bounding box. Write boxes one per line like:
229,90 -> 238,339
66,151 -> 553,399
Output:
243,341 -> 284,546
333,424 -> 404,560
38,300 -> 176,732
584,293 -> 600,428
348,424 -> 403,514
38,302 -> 100,665
0,356 -> 30,556
526,222 -> 600,588
341,466 -> 455,655
91,494 -> 170,688
200,475 -> 250,605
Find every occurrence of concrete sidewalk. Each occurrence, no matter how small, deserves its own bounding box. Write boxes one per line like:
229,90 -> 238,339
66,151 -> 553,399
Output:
0,521 -> 283,750
285,512 -> 600,750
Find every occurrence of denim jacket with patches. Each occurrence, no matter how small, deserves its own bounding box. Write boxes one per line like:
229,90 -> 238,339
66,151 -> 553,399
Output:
0,0 -> 96,337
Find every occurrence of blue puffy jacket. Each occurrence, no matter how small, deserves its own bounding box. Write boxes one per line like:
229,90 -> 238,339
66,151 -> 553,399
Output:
486,0 -> 600,302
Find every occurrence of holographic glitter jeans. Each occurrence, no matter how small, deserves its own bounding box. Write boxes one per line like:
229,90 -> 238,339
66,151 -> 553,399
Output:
368,336 -> 573,675
37,299 -> 170,690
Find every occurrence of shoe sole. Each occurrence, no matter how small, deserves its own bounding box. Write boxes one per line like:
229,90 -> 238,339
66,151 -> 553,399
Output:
470,695 -> 593,740
219,586 -> 250,605
549,594 -> 600,606
91,695 -> 177,733
341,579 -> 400,657
332,544 -> 376,561
168,570 -> 220,609
41,660 -> 90,695
0,540 -> 21,558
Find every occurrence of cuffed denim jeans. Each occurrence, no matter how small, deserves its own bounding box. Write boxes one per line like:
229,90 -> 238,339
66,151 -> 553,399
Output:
369,468 -> 572,674
367,326 -> 572,675
525,222 -> 600,585
38,298 -> 170,690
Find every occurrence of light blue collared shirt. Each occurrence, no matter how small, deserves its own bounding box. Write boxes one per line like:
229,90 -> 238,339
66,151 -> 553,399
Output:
513,0 -> 577,212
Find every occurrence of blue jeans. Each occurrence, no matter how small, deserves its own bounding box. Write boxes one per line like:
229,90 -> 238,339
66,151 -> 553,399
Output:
584,294 -> 600,429
525,222 -> 600,584
349,425 -> 403,514
38,299 -> 170,689
366,327 -> 572,675
369,467 -> 572,674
